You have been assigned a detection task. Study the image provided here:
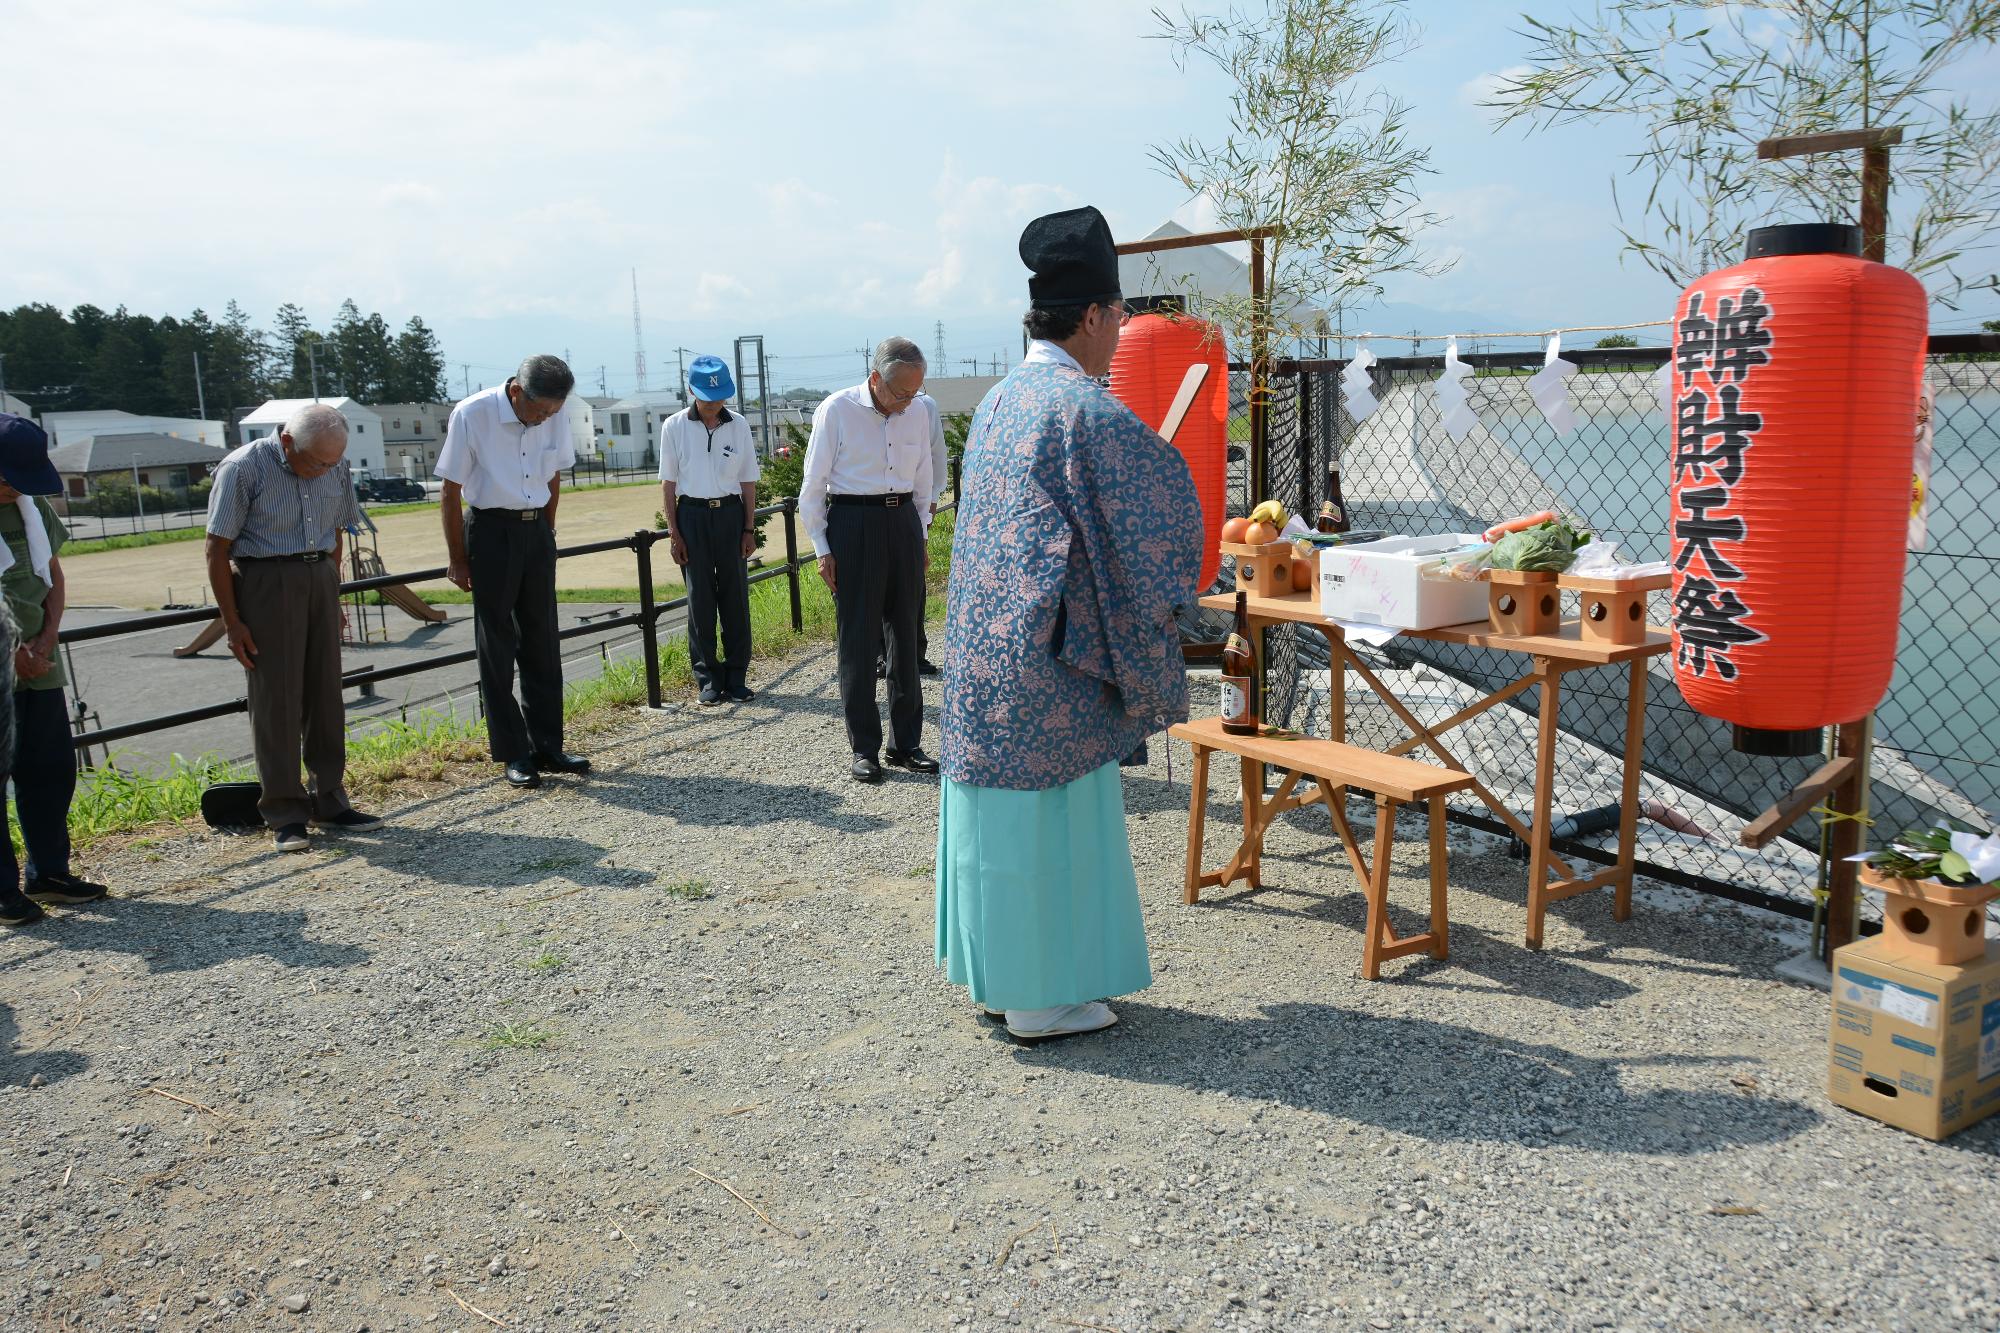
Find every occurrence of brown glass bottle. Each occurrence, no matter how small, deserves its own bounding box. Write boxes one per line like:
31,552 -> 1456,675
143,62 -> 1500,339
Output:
1221,590 -> 1258,735
1317,468 -> 1350,533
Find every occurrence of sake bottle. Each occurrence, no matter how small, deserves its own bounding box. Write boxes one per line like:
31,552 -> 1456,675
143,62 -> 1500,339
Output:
1221,591 -> 1258,736
1317,468 -> 1350,534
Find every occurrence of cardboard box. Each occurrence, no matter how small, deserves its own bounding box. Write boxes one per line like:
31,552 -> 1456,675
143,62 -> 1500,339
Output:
1318,534 -> 1488,630
1827,935 -> 2000,1140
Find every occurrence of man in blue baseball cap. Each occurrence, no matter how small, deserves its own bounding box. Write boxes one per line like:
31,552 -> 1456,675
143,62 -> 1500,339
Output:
0,413 -> 109,926
660,355 -> 760,704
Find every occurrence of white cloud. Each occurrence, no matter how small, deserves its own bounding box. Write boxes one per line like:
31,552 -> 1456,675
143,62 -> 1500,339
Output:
914,157 -> 1073,310
1458,65 -> 1534,112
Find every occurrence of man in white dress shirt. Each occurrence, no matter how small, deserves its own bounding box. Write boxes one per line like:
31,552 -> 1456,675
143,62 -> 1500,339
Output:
436,355 -> 591,789
660,354 -> 760,705
800,337 -> 938,784
876,392 -> 947,681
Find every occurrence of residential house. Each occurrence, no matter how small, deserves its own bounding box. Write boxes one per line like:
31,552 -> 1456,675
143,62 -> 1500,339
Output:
373,401 -> 453,479
1,392 -> 35,420
918,377 -> 1001,417
594,390 -> 687,470
40,409 -> 226,453
236,397 -> 386,476
47,432 -> 230,507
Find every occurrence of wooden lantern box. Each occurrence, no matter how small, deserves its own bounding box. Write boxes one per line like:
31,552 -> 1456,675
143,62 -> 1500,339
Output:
1222,540 -> 1297,600
1485,569 -> 1559,636
1859,867 -> 1998,968
1559,571 -> 1671,645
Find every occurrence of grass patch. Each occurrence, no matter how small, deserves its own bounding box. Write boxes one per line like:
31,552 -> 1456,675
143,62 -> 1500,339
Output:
523,944 -> 568,975
43,512 -> 954,852
477,1019 -> 556,1051
62,526 -> 210,557
660,877 -> 712,900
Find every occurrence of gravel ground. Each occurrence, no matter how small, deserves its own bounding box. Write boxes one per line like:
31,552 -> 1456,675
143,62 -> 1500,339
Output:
4,641 -> 1998,1332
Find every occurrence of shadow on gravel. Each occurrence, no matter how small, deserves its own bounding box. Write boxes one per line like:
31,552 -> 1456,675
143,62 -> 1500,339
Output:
583,772 -> 892,833
0,1001 -> 89,1089
34,895 -> 369,976
1051,1001 -> 1822,1154
334,828 -> 646,889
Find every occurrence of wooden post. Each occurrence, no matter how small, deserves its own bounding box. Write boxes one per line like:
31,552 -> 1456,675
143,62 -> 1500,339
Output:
1753,123 -> 1903,965
1249,234 -> 1267,506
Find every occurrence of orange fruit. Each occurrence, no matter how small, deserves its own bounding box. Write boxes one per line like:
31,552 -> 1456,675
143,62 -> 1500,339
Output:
1220,516 -> 1251,544
1244,520 -> 1277,546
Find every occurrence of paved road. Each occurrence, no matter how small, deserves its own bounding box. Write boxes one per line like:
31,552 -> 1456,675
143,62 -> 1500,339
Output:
58,599 -> 692,773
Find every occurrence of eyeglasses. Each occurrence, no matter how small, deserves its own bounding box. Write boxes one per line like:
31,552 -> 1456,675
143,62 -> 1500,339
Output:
1102,300 -> 1131,326
878,380 -> 923,404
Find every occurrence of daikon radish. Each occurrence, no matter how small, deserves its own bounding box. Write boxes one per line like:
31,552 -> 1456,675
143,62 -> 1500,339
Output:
1481,510 -> 1555,543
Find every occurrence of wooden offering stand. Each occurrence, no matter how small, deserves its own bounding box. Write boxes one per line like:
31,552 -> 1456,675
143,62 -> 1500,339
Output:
1859,867 -> 1999,968
1485,569 -> 1559,636
1222,540 -> 1296,600
1559,571 -> 1672,647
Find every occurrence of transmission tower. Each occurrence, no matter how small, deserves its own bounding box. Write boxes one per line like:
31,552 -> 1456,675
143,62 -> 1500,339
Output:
933,320 -> 946,369
631,270 -> 649,391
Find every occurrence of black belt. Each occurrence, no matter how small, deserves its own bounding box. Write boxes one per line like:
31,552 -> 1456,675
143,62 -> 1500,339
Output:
472,506 -> 543,520
678,494 -> 742,508
830,492 -> 914,508
235,551 -> 332,564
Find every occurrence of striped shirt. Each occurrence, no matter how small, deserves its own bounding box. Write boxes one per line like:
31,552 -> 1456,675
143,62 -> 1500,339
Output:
205,436 -> 363,559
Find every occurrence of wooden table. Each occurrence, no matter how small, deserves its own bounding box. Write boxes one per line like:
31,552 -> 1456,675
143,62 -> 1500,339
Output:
1198,589 -> 1670,948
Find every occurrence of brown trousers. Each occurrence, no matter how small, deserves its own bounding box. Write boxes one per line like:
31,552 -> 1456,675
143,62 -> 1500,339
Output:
235,558 -> 352,829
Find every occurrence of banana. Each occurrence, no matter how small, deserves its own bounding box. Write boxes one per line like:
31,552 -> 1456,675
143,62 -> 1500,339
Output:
1249,500 -> 1288,527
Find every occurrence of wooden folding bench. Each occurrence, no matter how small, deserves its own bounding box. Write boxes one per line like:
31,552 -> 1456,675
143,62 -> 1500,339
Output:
1170,717 -> 1477,980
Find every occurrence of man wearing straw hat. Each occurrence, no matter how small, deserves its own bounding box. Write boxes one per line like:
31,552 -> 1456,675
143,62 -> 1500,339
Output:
933,205 -> 1202,1043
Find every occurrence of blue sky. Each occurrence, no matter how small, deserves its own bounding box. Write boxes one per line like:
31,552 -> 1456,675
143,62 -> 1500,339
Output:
4,0 -> 1994,398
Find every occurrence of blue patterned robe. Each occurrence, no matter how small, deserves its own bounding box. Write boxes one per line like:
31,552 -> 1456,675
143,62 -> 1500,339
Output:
940,360 -> 1203,790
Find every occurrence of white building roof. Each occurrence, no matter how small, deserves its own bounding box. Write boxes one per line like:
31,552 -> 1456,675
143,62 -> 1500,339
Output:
239,396 -> 380,425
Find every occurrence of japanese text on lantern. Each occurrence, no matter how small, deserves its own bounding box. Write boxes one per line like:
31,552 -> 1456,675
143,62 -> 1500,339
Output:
1672,287 -> 1772,681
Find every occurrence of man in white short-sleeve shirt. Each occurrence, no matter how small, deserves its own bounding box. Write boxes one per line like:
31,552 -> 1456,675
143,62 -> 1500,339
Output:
660,354 -> 761,704
435,354 -> 589,789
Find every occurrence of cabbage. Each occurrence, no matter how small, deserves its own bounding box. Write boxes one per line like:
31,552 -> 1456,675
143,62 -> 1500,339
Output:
1488,519 -> 1592,572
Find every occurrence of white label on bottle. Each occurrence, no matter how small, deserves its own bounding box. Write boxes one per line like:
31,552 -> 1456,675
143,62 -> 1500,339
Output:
1220,677 -> 1249,723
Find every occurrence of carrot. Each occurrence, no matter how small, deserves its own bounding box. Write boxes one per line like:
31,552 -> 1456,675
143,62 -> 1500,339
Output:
1482,510 -> 1555,543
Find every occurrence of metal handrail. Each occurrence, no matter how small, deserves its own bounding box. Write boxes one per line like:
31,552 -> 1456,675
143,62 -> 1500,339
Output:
59,498 -> 811,754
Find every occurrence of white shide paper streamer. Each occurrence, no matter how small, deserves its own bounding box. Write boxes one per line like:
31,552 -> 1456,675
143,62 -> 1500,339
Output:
1341,345 -> 1379,422
1528,333 -> 1579,434
1434,338 -> 1478,441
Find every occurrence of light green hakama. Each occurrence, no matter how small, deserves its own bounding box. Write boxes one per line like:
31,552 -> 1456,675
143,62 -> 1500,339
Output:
934,761 -> 1153,1011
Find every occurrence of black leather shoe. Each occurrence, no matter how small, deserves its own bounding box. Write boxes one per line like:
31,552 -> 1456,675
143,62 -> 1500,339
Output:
886,748 -> 940,774
699,686 -> 723,706
505,761 -> 541,789
918,658 -> 941,677
851,754 -> 884,784
25,872 -> 110,905
535,752 -> 592,775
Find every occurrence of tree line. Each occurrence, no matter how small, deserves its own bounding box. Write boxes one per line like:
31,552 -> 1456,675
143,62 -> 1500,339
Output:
0,300 -> 450,433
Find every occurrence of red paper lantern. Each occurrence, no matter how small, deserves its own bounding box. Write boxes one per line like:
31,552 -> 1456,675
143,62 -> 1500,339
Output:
1667,223 -> 1927,755
1109,311 -> 1231,590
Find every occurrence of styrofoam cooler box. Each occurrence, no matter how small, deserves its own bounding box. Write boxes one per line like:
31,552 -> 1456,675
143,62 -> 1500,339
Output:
1318,534 -> 1489,630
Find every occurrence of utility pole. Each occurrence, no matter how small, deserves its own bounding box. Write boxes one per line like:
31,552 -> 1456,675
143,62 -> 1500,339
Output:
961,358 -> 978,376
854,344 -> 872,381
307,340 -> 322,401
631,270 -> 649,391
460,363 -> 472,398
192,350 -> 208,423
598,365 -> 608,396
674,347 -> 691,402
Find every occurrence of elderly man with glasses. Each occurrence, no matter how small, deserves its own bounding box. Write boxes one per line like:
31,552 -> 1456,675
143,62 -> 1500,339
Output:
437,354 -> 591,790
205,403 -> 384,853
800,337 -> 938,784
933,205 -> 1201,1043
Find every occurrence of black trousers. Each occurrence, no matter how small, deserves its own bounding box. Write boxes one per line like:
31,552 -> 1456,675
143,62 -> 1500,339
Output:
828,500 -> 924,757
466,508 -> 564,764
678,495 -> 752,692
2,688 -> 74,892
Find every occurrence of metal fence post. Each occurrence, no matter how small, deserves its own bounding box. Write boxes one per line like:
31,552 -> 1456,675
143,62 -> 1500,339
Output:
783,497 -> 803,633
634,529 -> 663,708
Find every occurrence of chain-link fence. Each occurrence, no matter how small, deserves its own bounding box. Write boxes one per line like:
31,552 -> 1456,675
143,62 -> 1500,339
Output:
1212,335 -> 1998,916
